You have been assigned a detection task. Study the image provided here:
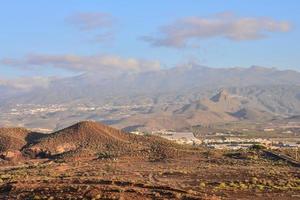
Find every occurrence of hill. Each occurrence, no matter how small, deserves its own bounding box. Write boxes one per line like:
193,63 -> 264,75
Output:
0,128 -> 29,153
24,121 -> 181,161
0,128 -> 44,160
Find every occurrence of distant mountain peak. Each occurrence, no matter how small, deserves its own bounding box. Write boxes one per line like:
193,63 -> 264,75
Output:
210,89 -> 230,102
249,65 -> 277,72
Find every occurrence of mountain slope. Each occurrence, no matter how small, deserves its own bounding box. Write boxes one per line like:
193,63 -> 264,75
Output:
0,128 -> 30,153
115,90 -> 276,130
0,128 -> 44,160
1,66 -> 300,131
24,121 -> 181,160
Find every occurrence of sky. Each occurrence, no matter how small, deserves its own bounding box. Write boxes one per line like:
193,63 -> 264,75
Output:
0,0 -> 299,78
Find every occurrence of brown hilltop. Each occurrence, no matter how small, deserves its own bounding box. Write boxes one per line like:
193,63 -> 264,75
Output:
24,121 -> 180,160
25,121 -> 130,156
53,120 -> 130,143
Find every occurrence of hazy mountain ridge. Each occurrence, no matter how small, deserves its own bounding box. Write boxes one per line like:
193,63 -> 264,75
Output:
114,89 -> 276,131
2,65 -> 300,106
1,66 -> 300,130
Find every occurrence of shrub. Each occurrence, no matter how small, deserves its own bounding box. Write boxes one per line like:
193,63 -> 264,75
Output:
148,143 -> 169,162
249,144 -> 267,151
218,182 -> 227,189
251,177 -> 258,184
96,151 -> 117,160
199,182 -> 206,188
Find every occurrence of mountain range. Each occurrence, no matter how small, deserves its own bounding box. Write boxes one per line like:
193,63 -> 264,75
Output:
0,65 -> 300,131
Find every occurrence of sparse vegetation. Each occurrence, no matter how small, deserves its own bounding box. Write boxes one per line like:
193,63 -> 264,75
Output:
249,144 -> 267,151
96,151 -> 117,160
148,142 -> 170,162
0,121 -> 299,199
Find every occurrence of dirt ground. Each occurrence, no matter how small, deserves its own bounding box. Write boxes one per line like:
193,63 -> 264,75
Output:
0,150 -> 300,200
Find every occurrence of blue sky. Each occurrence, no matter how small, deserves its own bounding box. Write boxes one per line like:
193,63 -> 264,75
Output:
0,0 -> 299,78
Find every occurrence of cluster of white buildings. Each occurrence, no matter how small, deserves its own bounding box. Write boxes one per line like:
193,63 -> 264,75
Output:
8,104 -> 67,115
159,131 -> 202,145
131,130 -> 300,150
6,103 -> 154,116
132,130 -> 202,145
202,137 -> 271,149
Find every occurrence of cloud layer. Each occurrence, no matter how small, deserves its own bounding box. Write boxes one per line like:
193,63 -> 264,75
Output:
0,77 -> 53,90
1,54 -> 161,73
142,12 -> 292,48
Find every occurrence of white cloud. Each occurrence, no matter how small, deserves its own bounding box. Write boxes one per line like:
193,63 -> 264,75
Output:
0,77 -> 53,90
1,54 -> 161,73
142,12 -> 292,48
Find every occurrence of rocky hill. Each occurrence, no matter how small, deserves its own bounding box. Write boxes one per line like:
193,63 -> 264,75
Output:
0,128 -> 44,161
23,121 -> 181,161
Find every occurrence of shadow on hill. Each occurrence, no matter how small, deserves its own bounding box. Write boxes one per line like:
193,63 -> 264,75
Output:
20,132 -> 49,157
25,132 -> 48,144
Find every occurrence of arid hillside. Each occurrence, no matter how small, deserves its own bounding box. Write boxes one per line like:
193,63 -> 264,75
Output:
115,90 -> 274,131
0,121 -> 299,199
22,121 -> 182,162
0,128 -> 44,161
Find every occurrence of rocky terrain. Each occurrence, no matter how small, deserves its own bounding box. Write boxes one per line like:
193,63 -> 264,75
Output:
0,121 -> 299,199
0,128 -> 45,162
